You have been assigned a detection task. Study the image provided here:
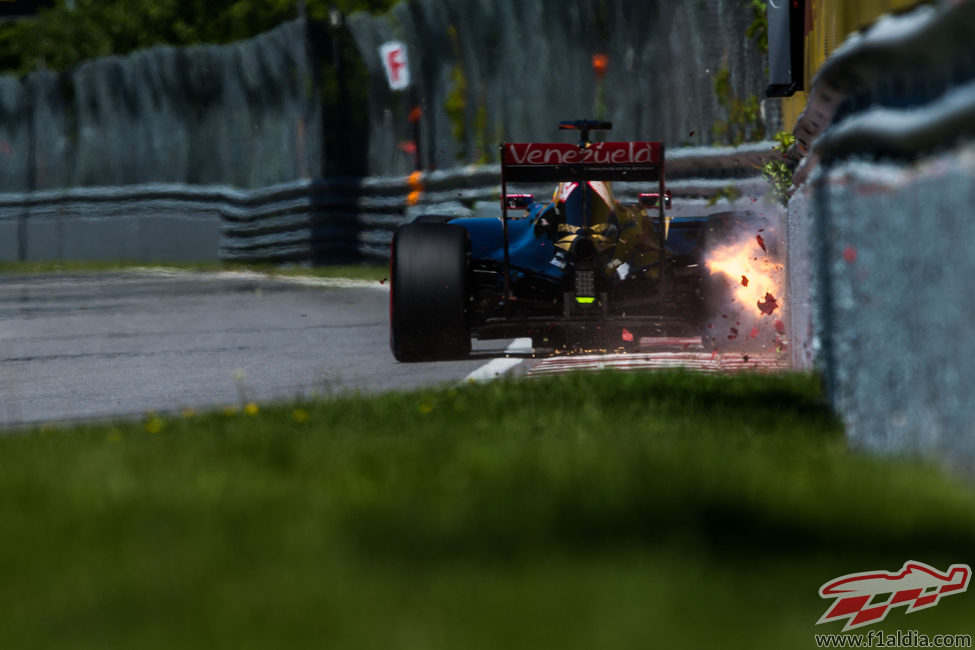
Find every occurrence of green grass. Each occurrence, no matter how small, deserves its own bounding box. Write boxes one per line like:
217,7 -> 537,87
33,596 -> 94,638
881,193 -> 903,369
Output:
0,260 -> 389,281
1,371 -> 973,649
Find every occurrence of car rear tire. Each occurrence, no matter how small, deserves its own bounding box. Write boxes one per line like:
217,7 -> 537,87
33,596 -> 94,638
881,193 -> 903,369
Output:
390,222 -> 471,362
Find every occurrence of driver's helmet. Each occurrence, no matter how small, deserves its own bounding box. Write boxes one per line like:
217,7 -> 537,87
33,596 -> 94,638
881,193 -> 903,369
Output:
553,181 -> 616,229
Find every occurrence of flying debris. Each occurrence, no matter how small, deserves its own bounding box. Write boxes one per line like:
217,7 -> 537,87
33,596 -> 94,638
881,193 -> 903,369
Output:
757,292 -> 779,316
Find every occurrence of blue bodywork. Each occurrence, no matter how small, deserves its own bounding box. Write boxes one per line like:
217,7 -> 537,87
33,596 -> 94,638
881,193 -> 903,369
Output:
407,173 -> 714,343
392,124 -> 716,354
451,206 -> 708,280
452,208 -> 561,283
434,184 -> 709,343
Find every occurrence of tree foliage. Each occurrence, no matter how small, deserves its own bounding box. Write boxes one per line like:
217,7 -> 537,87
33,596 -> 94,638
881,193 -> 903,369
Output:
760,131 -> 797,206
0,0 -> 397,74
746,0 -> 768,55
710,65 -> 765,146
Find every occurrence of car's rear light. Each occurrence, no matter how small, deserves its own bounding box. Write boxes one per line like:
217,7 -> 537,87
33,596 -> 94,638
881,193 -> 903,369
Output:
574,270 -> 595,298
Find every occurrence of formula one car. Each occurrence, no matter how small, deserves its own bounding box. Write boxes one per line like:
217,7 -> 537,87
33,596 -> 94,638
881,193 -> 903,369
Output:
390,120 -> 710,361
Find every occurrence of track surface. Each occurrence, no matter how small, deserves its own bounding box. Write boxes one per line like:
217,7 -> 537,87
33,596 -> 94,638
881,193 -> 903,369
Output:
0,271 -> 518,428
0,270 -> 787,429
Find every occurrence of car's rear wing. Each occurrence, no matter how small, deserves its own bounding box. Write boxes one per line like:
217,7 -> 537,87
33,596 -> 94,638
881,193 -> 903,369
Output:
501,141 -> 663,183
499,140 -> 668,303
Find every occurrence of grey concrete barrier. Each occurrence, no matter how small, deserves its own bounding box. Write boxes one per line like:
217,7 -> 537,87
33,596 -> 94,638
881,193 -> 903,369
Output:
784,1 -> 975,474
798,142 -> 975,475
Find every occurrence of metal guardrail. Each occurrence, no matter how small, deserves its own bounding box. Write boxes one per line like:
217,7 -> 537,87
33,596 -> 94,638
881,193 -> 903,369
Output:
810,81 -> 975,162
0,143 -> 779,264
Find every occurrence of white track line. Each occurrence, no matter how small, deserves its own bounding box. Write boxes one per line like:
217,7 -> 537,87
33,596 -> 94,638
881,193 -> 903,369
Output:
528,350 -> 789,375
129,267 -> 390,291
464,338 -> 533,383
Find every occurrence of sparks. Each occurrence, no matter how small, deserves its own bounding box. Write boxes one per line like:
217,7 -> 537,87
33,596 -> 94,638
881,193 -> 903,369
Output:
706,235 -> 786,318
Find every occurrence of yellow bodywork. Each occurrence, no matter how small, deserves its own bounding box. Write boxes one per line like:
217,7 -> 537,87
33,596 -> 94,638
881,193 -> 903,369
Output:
551,181 -> 663,278
780,0 -> 928,132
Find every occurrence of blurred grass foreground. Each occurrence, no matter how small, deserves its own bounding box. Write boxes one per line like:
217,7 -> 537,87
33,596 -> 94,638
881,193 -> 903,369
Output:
1,370 -> 973,649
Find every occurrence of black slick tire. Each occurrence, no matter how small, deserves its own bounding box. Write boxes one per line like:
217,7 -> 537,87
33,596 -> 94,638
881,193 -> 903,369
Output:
390,223 -> 471,362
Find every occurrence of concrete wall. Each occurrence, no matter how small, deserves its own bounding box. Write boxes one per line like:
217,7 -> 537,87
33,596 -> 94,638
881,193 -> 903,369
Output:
836,145 -> 974,471
785,180 -> 817,372
784,1 -> 975,473
790,141 -> 975,474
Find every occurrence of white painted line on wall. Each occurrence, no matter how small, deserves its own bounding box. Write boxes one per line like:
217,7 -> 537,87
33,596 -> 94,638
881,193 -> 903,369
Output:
464,338 -> 533,383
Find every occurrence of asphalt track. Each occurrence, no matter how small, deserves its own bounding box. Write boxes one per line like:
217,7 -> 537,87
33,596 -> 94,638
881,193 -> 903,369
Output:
0,270 -> 525,429
0,270 -> 787,429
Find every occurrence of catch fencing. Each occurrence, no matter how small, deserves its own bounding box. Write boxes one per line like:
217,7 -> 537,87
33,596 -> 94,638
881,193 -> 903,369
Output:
0,20 -> 321,194
0,0 -> 781,264
0,1 -> 776,195
347,0 -> 775,176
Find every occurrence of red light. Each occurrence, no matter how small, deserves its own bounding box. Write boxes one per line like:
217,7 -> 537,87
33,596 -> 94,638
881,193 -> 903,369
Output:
592,54 -> 609,79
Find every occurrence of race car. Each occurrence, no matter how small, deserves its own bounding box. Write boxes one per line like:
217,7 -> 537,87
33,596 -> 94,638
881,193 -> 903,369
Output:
389,120 -> 711,361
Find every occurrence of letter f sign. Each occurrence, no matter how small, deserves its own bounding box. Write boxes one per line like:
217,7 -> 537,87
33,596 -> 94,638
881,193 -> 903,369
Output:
380,41 -> 411,91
